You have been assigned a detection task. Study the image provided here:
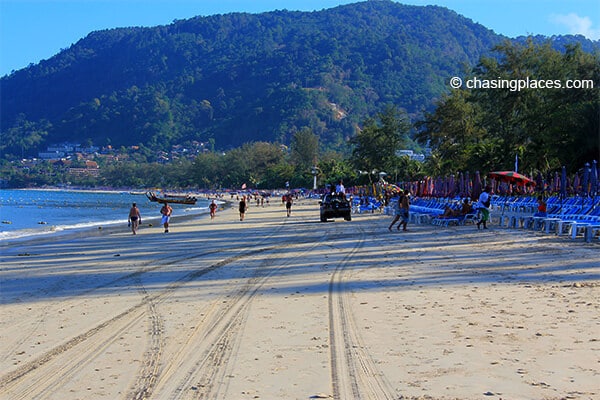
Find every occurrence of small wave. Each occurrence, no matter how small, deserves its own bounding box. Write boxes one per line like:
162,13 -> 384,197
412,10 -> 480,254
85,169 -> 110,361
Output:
0,208 -> 213,242
0,219 -> 125,241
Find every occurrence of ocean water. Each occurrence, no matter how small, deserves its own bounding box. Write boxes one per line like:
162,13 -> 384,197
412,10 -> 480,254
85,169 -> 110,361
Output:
0,189 -> 210,241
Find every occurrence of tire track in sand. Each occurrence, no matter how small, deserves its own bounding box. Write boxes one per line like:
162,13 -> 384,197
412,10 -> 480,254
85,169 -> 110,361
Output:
153,229 -> 331,400
0,247 -> 272,400
328,224 -> 397,400
1,215 -> 293,399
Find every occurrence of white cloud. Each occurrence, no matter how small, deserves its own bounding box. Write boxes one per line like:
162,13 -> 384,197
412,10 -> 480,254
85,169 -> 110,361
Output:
550,12 -> 600,40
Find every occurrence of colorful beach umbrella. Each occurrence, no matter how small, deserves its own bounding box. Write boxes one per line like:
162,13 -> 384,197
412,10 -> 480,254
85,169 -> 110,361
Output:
383,183 -> 401,194
488,171 -> 536,186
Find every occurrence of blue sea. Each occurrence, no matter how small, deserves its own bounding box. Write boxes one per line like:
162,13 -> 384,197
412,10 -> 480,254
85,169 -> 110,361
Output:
0,189 -> 210,241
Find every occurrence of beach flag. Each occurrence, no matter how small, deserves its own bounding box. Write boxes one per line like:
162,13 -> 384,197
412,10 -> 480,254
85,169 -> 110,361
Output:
515,154 -> 519,173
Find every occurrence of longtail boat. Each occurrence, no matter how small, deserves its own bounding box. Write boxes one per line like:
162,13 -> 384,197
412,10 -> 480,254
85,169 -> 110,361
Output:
146,191 -> 197,205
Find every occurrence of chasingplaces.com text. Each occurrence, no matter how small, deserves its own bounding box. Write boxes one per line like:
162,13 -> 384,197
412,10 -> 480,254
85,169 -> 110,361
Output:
449,76 -> 595,92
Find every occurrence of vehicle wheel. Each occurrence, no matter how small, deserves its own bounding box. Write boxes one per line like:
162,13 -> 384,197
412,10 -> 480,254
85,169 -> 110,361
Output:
344,214 -> 352,221
321,216 -> 327,222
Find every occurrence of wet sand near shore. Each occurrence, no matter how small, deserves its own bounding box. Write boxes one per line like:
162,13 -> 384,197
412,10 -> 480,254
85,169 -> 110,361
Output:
1,199 -> 598,400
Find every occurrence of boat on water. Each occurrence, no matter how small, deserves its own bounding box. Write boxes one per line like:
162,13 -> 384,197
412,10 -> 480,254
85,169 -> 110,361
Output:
146,191 -> 197,205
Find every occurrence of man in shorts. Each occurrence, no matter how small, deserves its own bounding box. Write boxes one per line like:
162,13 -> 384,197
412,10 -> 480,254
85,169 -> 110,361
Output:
128,202 -> 141,235
160,202 -> 173,233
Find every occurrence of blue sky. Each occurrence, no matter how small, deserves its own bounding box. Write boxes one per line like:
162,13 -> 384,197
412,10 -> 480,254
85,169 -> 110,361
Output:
1,0 -> 599,76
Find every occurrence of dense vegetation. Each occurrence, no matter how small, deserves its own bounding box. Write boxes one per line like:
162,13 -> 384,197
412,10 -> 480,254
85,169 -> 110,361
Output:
418,39 -> 600,176
0,0 -> 562,155
1,1 -> 598,189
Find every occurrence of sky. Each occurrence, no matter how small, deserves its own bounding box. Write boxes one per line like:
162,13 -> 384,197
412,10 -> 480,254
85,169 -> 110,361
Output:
1,0 -> 599,77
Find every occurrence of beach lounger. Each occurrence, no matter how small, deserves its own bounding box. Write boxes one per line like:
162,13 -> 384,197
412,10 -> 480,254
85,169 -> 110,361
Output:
584,225 -> 600,242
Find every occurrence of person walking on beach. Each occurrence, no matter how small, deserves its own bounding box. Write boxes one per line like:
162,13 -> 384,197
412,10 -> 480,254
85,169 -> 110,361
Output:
399,190 -> 410,231
239,196 -> 247,221
285,194 -> 293,217
128,202 -> 141,235
476,186 -> 491,229
388,190 -> 404,231
160,202 -> 173,233
209,200 -> 218,220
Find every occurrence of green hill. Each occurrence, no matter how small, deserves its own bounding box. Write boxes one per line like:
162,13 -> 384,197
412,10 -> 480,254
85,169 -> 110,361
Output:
1,0 -> 597,157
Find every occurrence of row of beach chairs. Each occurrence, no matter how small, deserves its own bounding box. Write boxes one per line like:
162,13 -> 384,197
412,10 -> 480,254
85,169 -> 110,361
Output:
407,195 -> 600,243
493,195 -> 599,242
408,197 -> 477,227
353,197 -> 383,214
499,200 -> 600,242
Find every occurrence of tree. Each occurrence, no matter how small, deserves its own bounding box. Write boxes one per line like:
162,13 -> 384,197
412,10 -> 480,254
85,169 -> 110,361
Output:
244,142 -> 286,188
290,128 -> 319,170
192,152 -> 224,189
416,89 -> 487,173
0,115 -> 50,159
472,39 -> 599,172
418,39 -> 600,175
318,151 -> 356,187
350,105 -> 411,180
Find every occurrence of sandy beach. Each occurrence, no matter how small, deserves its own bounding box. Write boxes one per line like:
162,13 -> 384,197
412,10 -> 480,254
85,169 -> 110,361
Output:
1,198 -> 598,400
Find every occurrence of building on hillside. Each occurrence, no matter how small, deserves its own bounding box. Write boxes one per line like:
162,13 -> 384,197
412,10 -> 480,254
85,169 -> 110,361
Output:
396,149 -> 426,162
68,160 -> 100,177
47,142 -> 79,153
38,151 -> 65,160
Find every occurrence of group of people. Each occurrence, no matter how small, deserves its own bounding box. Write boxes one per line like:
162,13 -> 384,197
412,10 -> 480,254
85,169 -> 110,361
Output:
474,186 -> 548,230
127,182 -> 551,236
236,192 -> 297,221
386,184 -> 494,231
127,199 -> 220,235
438,198 -> 474,219
436,185 -> 491,229
128,202 -> 173,235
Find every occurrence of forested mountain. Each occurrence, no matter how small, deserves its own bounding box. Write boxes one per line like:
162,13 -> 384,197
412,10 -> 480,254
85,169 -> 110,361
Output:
1,0 -> 598,158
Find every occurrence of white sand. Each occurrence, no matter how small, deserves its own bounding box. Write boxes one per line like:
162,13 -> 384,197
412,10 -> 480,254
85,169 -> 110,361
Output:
1,199 -> 598,400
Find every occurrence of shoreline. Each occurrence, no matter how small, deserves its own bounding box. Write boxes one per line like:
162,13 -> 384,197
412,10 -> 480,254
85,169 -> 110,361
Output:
1,199 -> 598,399
0,199 -> 231,248
0,188 -> 230,244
